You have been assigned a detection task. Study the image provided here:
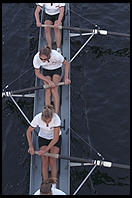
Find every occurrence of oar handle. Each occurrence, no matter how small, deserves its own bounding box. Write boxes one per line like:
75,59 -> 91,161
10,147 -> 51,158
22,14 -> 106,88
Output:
43,82 -> 65,89
34,151 -> 59,159
41,24 -> 62,29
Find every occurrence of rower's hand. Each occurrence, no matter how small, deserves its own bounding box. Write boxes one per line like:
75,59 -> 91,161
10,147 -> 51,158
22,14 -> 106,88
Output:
64,78 -> 71,85
54,20 -> 61,28
36,21 -> 41,27
28,146 -> 35,155
48,81 -> 56,88
36,149 -> 47,156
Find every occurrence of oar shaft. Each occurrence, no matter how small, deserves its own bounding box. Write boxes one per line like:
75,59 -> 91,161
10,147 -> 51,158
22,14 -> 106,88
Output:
59,155 -> 94,163
35,152 -> 130,170
108,31 -> 130,37
35,151 -> 93,163
112,163 -> 130,169
41,24 -> 93,32
11,85 -> 43,94
41,24 -> 130,37
2,82 -> 65,97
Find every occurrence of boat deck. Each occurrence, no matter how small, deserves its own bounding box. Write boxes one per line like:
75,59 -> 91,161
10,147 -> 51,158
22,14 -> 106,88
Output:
29,3 -> 70,195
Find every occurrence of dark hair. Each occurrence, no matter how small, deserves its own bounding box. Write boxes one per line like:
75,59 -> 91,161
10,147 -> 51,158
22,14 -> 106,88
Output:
39,46 -> 51,59
40,177 -> 57,195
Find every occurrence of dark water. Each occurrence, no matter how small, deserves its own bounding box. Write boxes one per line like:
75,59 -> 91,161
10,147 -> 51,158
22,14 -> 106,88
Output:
2,3 -> 130,195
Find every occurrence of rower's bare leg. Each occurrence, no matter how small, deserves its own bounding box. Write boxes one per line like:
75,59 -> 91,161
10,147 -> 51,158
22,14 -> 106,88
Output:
43,76 -> 51,106
51,74 -> 61,114
44,20 -> 53,49
49,146 -> 59,179
54,21 -> 62,49
40,146 -> 49,181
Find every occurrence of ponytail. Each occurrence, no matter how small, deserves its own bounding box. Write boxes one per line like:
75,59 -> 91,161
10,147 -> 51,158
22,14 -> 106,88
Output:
40,181 -> 52,195
39,46 -> 51,59
40,177 -> 57,195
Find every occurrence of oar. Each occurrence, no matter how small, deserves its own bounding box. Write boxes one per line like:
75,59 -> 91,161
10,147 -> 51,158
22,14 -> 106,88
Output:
41,24 -> 93,32
34,151 -> 130,170
41,24 -> 130,37
2,82 -> 65,97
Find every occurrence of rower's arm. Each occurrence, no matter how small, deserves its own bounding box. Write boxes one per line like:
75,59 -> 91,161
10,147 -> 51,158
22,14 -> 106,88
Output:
58,6 -> 65,23
34,69 -> 50,84
63,59 -> 71,84
44,127 -> 60,152
34,5 -> 41,27
26,126 -> 35,155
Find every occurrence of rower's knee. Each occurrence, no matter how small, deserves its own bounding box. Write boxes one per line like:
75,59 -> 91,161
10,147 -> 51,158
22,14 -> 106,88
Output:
45,27 -> 51,35
51,87 -> 58,96
49,157 -> 56,168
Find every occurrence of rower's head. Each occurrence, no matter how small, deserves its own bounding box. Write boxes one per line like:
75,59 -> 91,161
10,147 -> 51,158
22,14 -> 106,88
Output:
41,104 -> 54,123
39,46 -> 51,62
40,177 -> 57,195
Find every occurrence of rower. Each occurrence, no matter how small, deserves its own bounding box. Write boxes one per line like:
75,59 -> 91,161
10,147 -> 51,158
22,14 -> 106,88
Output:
35,3 -> 65,53
26,105 -> 62,182
33,46 -> 71,114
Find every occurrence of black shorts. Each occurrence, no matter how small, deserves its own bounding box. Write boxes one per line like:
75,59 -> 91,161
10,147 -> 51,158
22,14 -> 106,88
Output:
44,13 -> 60,23
38,135 -> 62,149
43,67 -> 62,78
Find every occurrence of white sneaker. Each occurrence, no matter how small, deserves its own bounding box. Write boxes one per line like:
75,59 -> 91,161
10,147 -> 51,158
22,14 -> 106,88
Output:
57,48 -> 61,54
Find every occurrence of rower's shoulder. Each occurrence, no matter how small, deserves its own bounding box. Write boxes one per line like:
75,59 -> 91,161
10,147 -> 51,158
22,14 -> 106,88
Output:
33,112 -> 42,120
53,113 -> 61,120
51,49 -> 63,57
34,51 -> 39,58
